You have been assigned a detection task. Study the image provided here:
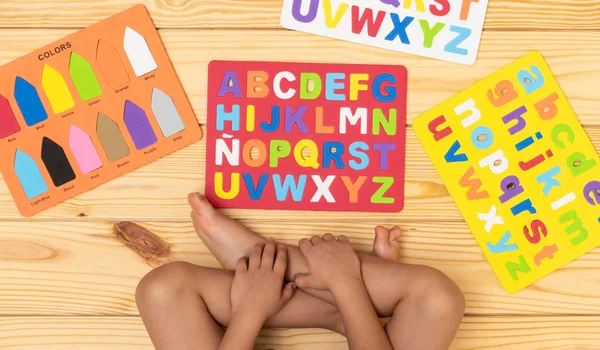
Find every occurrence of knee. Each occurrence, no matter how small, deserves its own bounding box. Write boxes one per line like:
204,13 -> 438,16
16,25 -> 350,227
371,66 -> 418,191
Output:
414,266 -> 465,322
136,261 -> 196,308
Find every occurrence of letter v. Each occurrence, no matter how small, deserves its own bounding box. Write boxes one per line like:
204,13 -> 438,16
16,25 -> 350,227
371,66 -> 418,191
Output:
487,231 -> 518,254
243,173 -> 269,200
445,140 -> 468,163
323,0 -> 349,28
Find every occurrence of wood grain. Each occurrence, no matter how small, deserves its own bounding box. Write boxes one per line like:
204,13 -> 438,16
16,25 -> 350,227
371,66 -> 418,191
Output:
0,30 -> 598,127
0,0 -> 597,30
0,126 -> 598,221
1,1 -> 599,347
1,315 -> 599,349
1,220 -> 600,316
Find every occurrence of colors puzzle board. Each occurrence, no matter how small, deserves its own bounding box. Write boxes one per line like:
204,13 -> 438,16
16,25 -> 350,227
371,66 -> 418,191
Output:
413,52 -> 600,293
0,5 -> 202,217
280,0 -> 489,65
206,61 -> 407,212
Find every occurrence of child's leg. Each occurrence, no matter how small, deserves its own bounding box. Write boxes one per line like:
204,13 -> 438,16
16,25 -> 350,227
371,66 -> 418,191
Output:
188,193 -> 465,349
136,262 -> 343,350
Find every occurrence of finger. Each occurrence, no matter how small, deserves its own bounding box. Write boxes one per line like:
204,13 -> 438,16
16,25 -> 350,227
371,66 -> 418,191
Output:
310,235 -> 322,245
249,241 -> 265,269
294,273 -> 313,289
235,257 -> 248,273
322,233 -> 335,241
338,235 -> 349,243
298,238 -> 312,255
261,238 -> 276,269
280,282 -> 296,308
274,245 -> 288,275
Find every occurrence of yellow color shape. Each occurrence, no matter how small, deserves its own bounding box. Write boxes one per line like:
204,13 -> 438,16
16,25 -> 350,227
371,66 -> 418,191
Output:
413,52 -> 600,293
323,0 -> 349,28
41,64 -> 75,114
214,172 -> 240,200
403,0 -> 425,12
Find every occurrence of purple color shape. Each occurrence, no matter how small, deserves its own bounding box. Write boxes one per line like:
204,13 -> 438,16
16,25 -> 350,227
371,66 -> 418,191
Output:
291,0 -> 319,23
218,71 -> 242,97
380,0 -> 400,8
124,100 -> 157,150
373,143 -> 396,170
284,106 -> 309,133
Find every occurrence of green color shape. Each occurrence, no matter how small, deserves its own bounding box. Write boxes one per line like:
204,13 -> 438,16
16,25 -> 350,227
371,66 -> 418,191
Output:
371,176 -> 395,204
505,255 -> 531,281
69,52 -> 102,101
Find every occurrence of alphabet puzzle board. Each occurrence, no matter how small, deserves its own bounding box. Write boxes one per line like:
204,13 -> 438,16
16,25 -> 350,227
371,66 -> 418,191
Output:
413,52 -> 600,293
280,0 -> 489,65
206,61 -> 406,212
0,5 -> 202,217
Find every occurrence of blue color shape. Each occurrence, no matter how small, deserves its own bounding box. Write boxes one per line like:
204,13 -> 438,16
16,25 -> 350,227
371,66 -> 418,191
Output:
518,66 -> 544,94
260,106 -> 280,132
445,26 -> 471,56
14,149 -> 48,199
444,140 -> 468,163
373,74 -> 397,102
243,173 -> 268,200
14,76 -> 48,126
325,73 -> 346,101
216,104 -> 240,131
384,14 -> 414,44
349,142 -> 369,170
487,231 -> 519,254
323,141 -> 345,169
471,126 -> 494,150
272,174 -> 307,202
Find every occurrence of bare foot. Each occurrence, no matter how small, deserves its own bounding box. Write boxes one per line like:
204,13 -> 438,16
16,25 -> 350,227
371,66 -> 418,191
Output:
371,226 -> 402,262
188,192 -> 264,269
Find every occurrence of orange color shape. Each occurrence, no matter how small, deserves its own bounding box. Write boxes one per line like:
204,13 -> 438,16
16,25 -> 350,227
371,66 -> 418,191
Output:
96,39 -> 130,88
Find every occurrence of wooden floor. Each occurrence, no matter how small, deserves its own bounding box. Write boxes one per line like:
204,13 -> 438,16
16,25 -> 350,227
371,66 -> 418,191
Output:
0,0 -> 599,349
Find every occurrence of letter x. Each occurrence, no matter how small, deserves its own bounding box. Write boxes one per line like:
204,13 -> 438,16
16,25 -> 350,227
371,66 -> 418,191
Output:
478,205 -> 504,233
310,175 -> 336,203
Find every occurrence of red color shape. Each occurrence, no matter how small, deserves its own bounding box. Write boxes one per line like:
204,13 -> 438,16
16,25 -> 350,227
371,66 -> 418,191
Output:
0,95 -> 20,139
206,61 -> 407,213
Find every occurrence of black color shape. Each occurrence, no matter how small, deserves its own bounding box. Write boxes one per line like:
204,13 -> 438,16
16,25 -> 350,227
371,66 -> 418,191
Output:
41,137 -> 76,187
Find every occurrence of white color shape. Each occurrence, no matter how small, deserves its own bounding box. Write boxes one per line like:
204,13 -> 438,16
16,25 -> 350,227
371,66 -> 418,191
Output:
339,107 -> 367,135
551,192 -> 576,210
456,98 -> 481,128
478,205 -> 504,233
479,150 -> 509,174
124,27 -> 158,77
310,175 -> 336,203
280,0 -> 489,65
215,139 -> 240,166
274,71 -> 297,99
222,133 -> 234,139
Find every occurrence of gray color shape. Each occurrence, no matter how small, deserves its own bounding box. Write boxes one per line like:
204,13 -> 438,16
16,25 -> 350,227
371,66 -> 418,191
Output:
151,88 -> 185,137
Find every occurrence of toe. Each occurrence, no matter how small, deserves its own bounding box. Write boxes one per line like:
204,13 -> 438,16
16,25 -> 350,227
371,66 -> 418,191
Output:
188,192 -> 212,214
389,226 -> 402,242
374,226 -> 390,243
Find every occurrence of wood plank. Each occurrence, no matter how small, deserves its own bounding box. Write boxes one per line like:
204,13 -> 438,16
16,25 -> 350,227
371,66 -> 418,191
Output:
0,126 -> 598,222
0,30 -> 598,126
0,0 -> 597,30
1,220 -> 600,316
1,315 -> 599,349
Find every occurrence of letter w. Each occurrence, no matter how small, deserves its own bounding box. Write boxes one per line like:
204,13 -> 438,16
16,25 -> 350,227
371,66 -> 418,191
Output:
459,166 -> 489,200
351,6 -> 386,37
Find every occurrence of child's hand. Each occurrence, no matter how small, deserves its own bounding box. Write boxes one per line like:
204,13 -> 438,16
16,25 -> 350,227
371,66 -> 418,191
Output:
230,239 -> 296,324
295,234 -> 362,292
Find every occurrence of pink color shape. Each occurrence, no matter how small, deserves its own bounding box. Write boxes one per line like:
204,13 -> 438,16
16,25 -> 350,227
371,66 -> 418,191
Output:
69,125 -> 103,174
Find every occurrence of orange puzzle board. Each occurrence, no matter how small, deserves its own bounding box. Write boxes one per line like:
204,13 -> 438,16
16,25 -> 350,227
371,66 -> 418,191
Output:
0,5 -> 202,216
